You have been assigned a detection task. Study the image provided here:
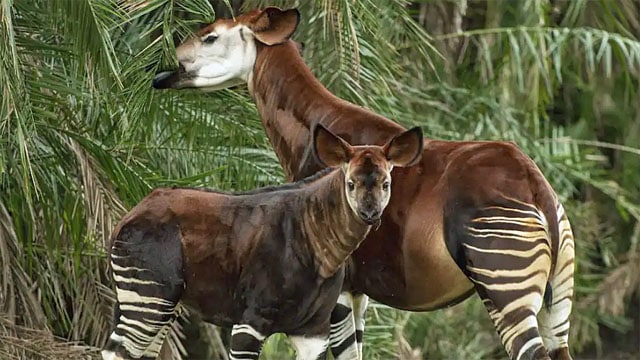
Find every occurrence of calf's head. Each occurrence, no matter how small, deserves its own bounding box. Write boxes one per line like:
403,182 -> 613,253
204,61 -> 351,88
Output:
153,7 -> 299,90
313,125 -> 423,225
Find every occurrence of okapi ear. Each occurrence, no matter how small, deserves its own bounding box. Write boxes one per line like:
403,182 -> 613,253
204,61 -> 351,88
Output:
313,124 -> 353,168
384,127 -> 423,167
251,7 -> 300,46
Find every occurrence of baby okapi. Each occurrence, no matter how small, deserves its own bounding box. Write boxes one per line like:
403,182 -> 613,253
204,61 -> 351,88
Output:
102,124 -> 423,360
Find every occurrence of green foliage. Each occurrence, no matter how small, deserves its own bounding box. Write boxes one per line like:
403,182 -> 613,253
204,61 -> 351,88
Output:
1,0 -> 639,359
1,0 -> 278,358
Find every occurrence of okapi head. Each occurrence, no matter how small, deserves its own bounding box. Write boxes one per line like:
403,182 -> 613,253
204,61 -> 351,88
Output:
153,7 -> 299,90
313,124 -> 423,225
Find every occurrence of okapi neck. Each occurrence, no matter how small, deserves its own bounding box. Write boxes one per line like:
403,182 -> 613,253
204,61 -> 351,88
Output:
250,41 -> 340,129
303,170 -> 371,279
249,40 -> 407,181
249,41 -> 337,180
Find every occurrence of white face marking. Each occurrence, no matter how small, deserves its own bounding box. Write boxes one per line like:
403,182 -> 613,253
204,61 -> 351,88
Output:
176,24 -> 257,90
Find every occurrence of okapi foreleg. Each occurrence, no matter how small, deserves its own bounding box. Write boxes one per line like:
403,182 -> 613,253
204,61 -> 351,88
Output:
229,324 -> 266,360
352,293 -> 369,358
329,293 -> 359,360
461,200 -> 555,360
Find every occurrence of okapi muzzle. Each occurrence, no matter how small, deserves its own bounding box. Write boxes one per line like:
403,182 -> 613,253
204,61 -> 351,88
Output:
152,8 -> 300,91
152,64 -> 185,89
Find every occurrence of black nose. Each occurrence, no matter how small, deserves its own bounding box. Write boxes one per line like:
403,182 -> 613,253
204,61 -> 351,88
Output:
359,209 -> 380,224
152,64 -> 184,89
152,71 -> 175,89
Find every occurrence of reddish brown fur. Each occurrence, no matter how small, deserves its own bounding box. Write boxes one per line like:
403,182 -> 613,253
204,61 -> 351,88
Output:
154,9 -> 574,359
246,39 -> 565,309
168,2 -> 557,313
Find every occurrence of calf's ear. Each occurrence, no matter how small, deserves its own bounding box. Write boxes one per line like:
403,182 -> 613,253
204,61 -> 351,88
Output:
384,127 -> 423,167
312,124 -> 353,168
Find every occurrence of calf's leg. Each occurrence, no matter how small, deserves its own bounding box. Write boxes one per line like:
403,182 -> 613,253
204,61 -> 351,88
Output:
229,324 -> 266,360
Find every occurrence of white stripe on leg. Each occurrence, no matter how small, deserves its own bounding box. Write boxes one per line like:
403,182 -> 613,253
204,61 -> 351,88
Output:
330,292 -> 358,359
290,335 -> 328,360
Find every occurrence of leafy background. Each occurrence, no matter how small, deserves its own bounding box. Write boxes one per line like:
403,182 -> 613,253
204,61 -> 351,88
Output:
1,0 -> 639,359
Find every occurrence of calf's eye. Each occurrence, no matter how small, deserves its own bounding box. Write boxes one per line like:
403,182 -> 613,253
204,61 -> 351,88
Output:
347,180 -> 355,192
382,181 -> 390,191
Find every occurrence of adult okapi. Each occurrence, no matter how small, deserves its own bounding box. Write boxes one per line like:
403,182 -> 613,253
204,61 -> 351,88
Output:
152,7 -> 575,360
102,125 -> 423,360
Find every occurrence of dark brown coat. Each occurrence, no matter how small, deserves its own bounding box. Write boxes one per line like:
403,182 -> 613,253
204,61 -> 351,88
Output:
103,125 -> 423,360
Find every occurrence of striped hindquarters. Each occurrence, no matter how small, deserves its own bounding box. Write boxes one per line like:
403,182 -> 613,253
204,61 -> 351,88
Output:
462,197 -> 554,360
104,223 -> 184,359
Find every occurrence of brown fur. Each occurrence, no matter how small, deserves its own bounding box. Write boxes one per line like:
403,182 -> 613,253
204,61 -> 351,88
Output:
153,8 -> 574,359
104,128 -> 422,359
248,39 -> 566,309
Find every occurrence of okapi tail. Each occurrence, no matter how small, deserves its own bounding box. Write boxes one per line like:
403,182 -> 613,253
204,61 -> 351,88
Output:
530,165 -> 576,355
527,162 -> 561,278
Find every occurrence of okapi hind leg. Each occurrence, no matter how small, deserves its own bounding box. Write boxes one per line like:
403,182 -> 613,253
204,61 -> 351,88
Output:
328,292 -> 359,360
102,298 -> 180,360
450,199 -> 556,360
538,204 -> 575,360
103,222 -> 184,359
480,296 -> 549,360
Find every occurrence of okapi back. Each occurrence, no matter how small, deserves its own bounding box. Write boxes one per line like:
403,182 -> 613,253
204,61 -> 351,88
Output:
111,168 -> 363,331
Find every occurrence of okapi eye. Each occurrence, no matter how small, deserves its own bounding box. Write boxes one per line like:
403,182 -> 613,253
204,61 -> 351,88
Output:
347,180 -> 355,192
203,35 -> 218,44
382,181 -> 390,191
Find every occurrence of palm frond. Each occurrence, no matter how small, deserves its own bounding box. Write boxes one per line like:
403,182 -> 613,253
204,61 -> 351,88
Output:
2,1 -> 640,359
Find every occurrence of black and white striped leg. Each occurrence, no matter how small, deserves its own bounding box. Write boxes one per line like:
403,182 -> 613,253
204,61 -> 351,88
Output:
290,335 -> 329,360
103,227 -> 184,360
101,298 -> 178,360
102,331 -> 126,360
538,204 -> 575,360
101,278 -> 180,359
229,324 -> 266,360
462,200 -> 554,360
329,292 -> 359,360
352,293 -> 368,359
480,296 -> 548,360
